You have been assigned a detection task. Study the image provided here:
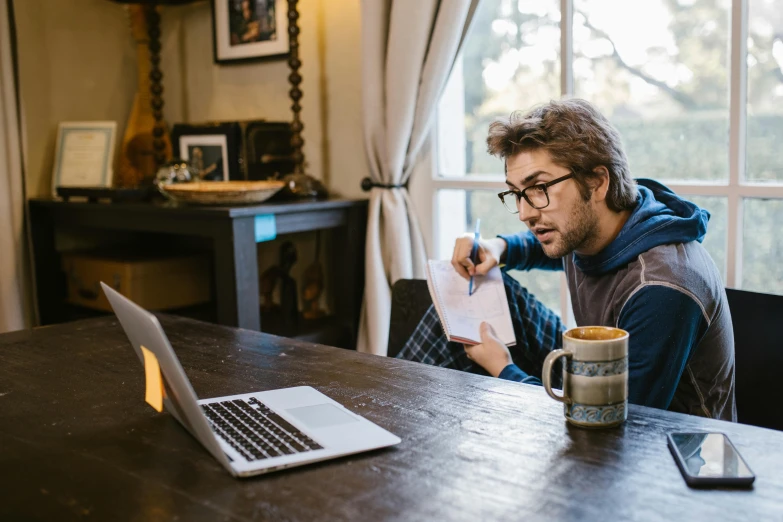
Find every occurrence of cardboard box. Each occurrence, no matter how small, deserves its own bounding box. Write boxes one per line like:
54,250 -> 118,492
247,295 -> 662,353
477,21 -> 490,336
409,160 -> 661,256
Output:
61,251 -> 211,312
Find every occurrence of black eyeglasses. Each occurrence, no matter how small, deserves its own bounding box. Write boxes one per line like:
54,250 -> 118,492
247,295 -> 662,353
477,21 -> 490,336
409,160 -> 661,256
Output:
497,173 -> 574,213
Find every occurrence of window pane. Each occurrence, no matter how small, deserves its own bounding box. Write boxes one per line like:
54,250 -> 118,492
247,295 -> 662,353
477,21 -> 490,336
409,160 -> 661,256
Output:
436,189 -> 562,315
437,0 -> 561,177
746,0 -> 783,182
573,0 -> 730,183
742,199 -> 783,295
687,195 -> 727,282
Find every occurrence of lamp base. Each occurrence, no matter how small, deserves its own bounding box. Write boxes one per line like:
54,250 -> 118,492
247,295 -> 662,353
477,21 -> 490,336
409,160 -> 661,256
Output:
279,172 -> 328,199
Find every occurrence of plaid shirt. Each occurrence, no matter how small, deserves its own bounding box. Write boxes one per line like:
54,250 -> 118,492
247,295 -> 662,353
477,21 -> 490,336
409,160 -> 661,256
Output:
395,272 -> 565,388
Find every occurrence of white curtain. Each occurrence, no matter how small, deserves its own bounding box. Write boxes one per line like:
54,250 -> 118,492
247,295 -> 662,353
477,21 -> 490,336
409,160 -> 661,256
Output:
357,0 -> 479,355
0,0 -> 27,333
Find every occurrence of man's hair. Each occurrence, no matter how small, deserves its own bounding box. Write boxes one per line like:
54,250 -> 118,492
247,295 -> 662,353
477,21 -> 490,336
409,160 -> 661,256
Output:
486,98 -> 637,212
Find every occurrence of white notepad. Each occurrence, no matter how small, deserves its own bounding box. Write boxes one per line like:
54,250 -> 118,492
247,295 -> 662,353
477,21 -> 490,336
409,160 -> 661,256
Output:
425,260 -> 516,346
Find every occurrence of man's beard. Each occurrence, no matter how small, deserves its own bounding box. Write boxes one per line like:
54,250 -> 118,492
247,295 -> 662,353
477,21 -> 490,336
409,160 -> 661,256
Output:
539,199 -> 600,259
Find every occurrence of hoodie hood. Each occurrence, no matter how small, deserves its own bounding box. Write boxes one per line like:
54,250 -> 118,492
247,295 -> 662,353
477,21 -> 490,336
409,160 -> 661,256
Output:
574,178 -> 710,276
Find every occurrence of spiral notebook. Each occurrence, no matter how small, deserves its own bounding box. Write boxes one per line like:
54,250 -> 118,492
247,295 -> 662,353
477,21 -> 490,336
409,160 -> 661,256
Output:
425,260 -> 516,346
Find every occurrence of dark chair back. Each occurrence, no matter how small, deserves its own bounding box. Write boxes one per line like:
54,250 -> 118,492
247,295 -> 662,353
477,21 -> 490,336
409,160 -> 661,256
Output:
388,279 -> 432,358
725,288 -> 783,431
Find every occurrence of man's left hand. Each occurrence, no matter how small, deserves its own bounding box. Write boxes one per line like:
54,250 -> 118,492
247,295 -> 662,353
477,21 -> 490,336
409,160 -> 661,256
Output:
464,322 -> 513,377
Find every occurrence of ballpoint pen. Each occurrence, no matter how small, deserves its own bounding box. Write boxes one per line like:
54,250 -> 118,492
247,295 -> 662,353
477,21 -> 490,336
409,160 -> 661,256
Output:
468,218 -> 481,296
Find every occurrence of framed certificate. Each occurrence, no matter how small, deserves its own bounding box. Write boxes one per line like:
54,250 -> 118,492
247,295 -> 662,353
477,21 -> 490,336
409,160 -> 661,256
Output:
51,121 -> 116,195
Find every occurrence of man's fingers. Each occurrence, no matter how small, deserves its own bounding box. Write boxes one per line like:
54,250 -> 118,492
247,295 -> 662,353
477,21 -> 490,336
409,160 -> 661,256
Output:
473,257 -> 495,276
451,258 -> 473,279
463,343 -> 480,360
452,237 -> 477,280
453,236 -> 501,280
472,244 -> 500,275
479,322 -> 498,343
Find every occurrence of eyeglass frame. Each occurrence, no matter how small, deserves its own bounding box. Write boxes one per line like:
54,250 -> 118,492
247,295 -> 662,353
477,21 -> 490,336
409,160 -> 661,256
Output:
497,173 -> 575,213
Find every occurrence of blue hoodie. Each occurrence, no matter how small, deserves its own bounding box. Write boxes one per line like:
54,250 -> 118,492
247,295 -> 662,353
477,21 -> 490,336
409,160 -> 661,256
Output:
497,179 -> 736,420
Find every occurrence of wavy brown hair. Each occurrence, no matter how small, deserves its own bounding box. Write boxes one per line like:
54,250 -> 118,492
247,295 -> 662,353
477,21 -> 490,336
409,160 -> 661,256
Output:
486,98 -> 637,212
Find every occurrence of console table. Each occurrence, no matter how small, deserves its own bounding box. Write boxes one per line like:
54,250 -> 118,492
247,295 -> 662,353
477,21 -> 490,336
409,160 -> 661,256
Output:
28,197 -> 367,347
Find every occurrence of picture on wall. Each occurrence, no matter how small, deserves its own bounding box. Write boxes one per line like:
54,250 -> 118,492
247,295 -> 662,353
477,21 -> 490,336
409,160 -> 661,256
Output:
212,0 -> 289,64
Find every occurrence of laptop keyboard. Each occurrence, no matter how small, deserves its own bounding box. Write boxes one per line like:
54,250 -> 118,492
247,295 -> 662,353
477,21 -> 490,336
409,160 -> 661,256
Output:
203,397 -> 323,462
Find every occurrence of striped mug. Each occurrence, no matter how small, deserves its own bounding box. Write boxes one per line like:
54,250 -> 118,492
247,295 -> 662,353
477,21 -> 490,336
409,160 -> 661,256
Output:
542,326 -> 629,428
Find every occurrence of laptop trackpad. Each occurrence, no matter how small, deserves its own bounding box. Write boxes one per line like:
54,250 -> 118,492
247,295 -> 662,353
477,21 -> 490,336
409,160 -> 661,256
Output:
286,403 -> 359,429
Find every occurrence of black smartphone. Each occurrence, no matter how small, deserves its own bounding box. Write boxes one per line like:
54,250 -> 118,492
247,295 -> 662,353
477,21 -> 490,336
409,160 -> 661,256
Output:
667,432 -> 755,488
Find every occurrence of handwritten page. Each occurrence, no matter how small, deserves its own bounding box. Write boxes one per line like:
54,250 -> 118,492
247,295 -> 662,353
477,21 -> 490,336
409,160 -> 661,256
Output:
426,260 -> 516,346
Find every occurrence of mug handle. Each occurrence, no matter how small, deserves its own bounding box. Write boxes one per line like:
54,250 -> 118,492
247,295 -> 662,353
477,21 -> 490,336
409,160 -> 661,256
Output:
542,349 -> 572,404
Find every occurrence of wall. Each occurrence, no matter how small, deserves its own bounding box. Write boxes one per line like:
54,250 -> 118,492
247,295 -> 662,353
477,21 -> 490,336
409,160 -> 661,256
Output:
175,0 -> 322,179
15,0 -> 139,197
14,0 -> 368,199
319,0 -> 365,199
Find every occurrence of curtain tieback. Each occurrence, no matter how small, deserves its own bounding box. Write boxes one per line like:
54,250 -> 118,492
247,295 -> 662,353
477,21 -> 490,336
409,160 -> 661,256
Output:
361,177 -> 408,192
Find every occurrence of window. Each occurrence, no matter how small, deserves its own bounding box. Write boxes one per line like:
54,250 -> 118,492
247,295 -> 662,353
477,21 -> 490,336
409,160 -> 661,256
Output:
415,0 -> 783,321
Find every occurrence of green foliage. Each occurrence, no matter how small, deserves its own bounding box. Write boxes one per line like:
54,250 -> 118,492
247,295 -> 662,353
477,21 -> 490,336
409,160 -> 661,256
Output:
747,115 -> 783,181
743,199 -> 783,294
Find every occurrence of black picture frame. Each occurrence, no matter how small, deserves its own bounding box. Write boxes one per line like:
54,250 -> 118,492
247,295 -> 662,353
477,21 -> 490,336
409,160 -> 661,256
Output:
171,122 -> 242,181
211,0 -> 289,65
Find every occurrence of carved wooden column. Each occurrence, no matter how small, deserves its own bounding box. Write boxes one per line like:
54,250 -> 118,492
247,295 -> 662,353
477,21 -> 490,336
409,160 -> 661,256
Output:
145,6 -> 167,169
287,0 -> 304,174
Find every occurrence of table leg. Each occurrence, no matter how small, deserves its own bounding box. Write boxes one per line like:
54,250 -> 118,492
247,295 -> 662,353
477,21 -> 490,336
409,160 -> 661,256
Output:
28,204 -> 67,326
212,218 -> 260,331
330,204 -> 367,348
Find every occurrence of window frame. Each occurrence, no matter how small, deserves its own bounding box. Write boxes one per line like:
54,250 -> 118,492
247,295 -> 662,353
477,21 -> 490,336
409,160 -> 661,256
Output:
412,0 -> 783,321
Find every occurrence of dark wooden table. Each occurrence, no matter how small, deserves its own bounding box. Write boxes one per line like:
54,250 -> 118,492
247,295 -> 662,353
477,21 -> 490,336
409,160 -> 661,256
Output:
28,198 -> 367,343
2,317 -> 782,521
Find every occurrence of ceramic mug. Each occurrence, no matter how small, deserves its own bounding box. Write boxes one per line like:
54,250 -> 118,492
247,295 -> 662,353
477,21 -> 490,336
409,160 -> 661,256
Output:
542,326 -> 629,428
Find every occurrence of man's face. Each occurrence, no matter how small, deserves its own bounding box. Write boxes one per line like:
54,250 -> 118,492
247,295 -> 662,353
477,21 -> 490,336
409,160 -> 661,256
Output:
505,149 -> 599,258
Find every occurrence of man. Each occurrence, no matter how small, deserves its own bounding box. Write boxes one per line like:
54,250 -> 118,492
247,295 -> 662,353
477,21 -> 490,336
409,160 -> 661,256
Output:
231,0 -> 261,45
397,99 -> 735,421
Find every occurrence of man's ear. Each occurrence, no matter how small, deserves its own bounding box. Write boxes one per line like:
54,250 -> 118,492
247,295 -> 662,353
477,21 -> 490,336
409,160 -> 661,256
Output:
589,166 -> 611,202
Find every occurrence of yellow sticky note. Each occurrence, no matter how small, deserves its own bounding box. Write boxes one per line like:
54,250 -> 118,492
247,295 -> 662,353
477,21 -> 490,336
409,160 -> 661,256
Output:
140,345 -> 165,412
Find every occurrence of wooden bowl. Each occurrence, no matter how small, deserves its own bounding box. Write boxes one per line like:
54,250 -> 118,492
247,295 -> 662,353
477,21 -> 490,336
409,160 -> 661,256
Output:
161,181 -> 286,205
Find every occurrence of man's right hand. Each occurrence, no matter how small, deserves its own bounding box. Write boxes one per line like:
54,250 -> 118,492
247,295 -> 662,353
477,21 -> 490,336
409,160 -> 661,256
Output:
451,236 -> 507,280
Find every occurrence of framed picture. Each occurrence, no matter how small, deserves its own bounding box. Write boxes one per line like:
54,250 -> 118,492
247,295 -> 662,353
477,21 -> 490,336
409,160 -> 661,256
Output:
51,121 -> 116,196
171,122 -> 242,181
180,135 -> 230,181
212,0 -> 289,64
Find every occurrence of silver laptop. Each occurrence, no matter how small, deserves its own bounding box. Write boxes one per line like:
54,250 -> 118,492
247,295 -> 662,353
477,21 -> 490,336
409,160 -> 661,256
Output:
101,283 -> 401,478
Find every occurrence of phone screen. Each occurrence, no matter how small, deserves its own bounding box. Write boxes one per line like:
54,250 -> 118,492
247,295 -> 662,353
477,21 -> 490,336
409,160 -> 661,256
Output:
670,433 -> 754,479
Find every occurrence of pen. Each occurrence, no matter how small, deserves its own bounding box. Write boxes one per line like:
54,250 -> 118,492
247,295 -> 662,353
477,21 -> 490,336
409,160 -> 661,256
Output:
468,218 -> 481,296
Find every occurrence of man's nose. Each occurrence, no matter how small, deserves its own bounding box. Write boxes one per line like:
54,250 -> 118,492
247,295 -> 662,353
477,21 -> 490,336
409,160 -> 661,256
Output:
518,199 -> 540,224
